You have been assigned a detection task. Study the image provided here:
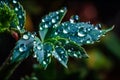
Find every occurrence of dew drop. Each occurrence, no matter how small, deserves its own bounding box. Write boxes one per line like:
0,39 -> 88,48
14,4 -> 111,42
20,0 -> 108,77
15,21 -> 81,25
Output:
68,49 -> 71,52
69,19 -> 74,23
17,26 -> 20,30
73,54 -> 78,57
66,40 -> 69,44
33,54 -> 37,58
19,15 -> 22,19
78,32 -> 85,37
40,27 -> 43,30
37,46 -> 42,50
60,9 -> 64,13
55,32 -> 58,35
43,61 -> 46,65
19,44 -> 26,52
58,58 -> 61,61
56,11 -> 59,14
42,19 -> 45,22
63,29 -> 68,34
61,51 -> 64,54
52,19 -> 56,23
13,0 -> 17,3
44,24 -> 48,28
56,16 -> 59,20
47,53 -> 51,57
23,34 -> 29,40
86,41 -> 91,44
15,7 -> 18,11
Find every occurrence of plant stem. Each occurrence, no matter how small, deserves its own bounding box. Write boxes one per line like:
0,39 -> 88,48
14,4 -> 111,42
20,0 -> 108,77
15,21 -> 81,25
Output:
0,54 -> 21,80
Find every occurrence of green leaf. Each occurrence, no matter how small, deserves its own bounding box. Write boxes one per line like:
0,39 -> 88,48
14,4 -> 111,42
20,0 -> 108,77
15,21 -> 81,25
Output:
51,22 -> 113,45
33,37 -> 53,69
39,7 -> 67,41
8,0 -> 26,33
49,37 -> 88,59
0,2 -> 18,32
64,42 -> 88,58
11,32 -> 34,63
53,46 -> 68,68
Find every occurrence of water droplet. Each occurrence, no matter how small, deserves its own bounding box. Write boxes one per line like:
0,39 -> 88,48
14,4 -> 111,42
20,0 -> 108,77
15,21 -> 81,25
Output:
19,44 -> 26,52
13,0 -> 17,3
40,27 -> 43,30
19,15 -> 22,19
43,61 -> 46,65
10,57 -> 12,60
33,54 -> 37,58
78,32 -> 85,37
47,53 -> 51,57
15,7 -> 18,11
68,49 -> 71,52
63,29 -> 68,34
23,34 -> 29,39
52,19 -> 56,23
56,16 -> 59,20
17,26 -> 20,30
56,11 -> 59,14
44,24 -> 48,28
69,19 -> 74,23
55,32 -> 58,35
58,58 -> 61,61
42,19 -> 45,22
86,41 -> 91,44
37,46 -> 42,50
73,54 -> 78,57
61,51 -> 64,54
60,9 -> 64,13
66,40 -> 69,44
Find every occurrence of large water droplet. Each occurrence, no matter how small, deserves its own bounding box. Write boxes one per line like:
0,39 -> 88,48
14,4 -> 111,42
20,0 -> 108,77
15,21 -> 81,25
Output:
23,34 -> 29,40
78,32 -> 85,37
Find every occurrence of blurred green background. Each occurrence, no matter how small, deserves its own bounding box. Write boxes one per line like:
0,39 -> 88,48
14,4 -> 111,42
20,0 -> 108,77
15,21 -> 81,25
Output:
0,0 -> 120,80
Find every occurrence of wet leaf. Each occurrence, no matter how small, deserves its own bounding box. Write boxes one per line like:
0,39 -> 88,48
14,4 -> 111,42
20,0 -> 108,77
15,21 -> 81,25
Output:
51,22 -> 113,45
39,7 -> 67,41
33,37 -> 53,69
11,32 -> 34,63
53,46 -> 68,68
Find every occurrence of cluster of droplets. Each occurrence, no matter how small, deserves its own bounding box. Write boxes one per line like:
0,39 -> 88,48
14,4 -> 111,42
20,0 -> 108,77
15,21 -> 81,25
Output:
53,46 -> 68,68
11,32 -> 35,62
39,7 -> 67,31
53,21 -> 103,45
33,37 -> 53,68
10,0 -> 25,31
